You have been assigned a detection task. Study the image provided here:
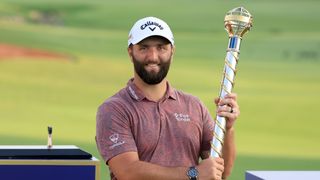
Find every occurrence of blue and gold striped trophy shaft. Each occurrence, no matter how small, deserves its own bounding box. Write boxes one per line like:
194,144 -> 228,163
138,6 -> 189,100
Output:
210,7 -> 253,158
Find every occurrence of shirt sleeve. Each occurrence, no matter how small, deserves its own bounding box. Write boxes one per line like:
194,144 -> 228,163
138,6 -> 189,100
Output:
95,99 -> 137,164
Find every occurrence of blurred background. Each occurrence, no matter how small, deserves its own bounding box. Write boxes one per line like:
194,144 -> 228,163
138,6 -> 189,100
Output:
0,0 -> 319,179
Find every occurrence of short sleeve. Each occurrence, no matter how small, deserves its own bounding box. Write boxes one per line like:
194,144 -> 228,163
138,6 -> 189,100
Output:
95,100 -> 137,164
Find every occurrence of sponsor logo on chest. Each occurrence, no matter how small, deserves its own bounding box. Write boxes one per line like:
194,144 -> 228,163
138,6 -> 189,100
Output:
174,113 -> 191,122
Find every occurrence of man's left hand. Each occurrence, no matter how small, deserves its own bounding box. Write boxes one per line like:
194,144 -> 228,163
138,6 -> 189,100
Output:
214,93 -> 240,130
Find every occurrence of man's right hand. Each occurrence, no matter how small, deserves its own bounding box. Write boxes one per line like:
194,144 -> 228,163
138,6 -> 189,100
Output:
196,157 -> 224,180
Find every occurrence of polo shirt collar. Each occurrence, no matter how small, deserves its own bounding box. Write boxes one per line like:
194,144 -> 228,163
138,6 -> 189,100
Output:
166,81 -> 177,100
126,78 -> 177,101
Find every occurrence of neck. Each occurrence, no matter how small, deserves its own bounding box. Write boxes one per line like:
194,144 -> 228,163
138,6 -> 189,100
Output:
133,75 -> 167,102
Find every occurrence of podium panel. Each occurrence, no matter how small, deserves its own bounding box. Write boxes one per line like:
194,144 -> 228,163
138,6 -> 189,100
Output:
0,145 -> 100,180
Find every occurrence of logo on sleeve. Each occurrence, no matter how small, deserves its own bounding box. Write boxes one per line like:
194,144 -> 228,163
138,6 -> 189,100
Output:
109,133 -> 125,149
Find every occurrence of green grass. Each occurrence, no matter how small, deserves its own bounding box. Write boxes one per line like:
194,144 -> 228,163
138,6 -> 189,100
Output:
0,0 -> 320,179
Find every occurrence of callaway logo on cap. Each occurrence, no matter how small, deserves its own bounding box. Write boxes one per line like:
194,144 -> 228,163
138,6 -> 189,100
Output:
128,16 -> 174,47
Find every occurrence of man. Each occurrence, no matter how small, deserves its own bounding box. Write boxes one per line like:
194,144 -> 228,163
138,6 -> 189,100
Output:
96,16 -> 240,180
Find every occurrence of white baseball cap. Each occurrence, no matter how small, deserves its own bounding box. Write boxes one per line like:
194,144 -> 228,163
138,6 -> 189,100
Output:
128,16 -> 174,47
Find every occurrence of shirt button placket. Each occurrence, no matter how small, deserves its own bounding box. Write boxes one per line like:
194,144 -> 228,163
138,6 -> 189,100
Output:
157,102 -> 163,120
157,102 -> 166,135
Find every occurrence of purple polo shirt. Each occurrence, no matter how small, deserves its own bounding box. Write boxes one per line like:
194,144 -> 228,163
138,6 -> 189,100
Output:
96,79 -> 214,176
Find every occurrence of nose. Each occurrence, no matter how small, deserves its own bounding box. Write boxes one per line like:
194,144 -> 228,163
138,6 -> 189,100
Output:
146,47 -> 159,62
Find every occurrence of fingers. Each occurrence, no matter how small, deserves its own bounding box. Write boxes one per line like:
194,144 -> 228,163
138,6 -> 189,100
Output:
218,94 -> 238,108
214,97 -> 220,106
217,107 -> 239,119
215,158 -> 224,172
216,93 -> 240,116
217,105 -> 233,113
197,157 -> 225,180
214,93 -> 237,105
214,93 -> 240,130
225,93 -> 237,100
214,158 -> 224,180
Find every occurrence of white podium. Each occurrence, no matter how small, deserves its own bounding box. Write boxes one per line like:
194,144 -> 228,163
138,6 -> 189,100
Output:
246,171 -> 320,180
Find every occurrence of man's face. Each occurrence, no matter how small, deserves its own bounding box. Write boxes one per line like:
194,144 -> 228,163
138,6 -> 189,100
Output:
129,36 -> 174,85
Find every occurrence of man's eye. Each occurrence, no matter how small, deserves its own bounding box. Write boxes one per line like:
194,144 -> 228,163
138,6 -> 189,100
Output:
158,46 -> 166,50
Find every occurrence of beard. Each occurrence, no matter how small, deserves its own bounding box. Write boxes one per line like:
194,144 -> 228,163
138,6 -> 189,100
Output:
132,54 -> 172,85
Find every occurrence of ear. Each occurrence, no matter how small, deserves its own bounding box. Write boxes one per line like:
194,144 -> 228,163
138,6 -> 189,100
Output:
127,46 -> 133,63
170,45 -> 175,60
171,45 -> 175,54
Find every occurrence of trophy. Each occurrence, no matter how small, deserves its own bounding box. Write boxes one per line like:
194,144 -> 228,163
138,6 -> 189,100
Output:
210,7 -> 253,157
47,126 -> 53,149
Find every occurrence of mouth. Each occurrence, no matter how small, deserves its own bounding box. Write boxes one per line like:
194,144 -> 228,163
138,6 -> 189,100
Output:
145,63 -> 160,72
146,63 -> 159,67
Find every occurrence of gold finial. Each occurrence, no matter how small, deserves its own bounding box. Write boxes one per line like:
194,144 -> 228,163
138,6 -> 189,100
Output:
224,7 -> 253,37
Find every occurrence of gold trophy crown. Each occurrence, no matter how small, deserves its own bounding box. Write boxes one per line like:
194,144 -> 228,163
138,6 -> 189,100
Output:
224,7 -> 253,37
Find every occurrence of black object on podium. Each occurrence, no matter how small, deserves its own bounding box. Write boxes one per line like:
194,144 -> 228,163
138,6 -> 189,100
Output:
0,145 -> 92,159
